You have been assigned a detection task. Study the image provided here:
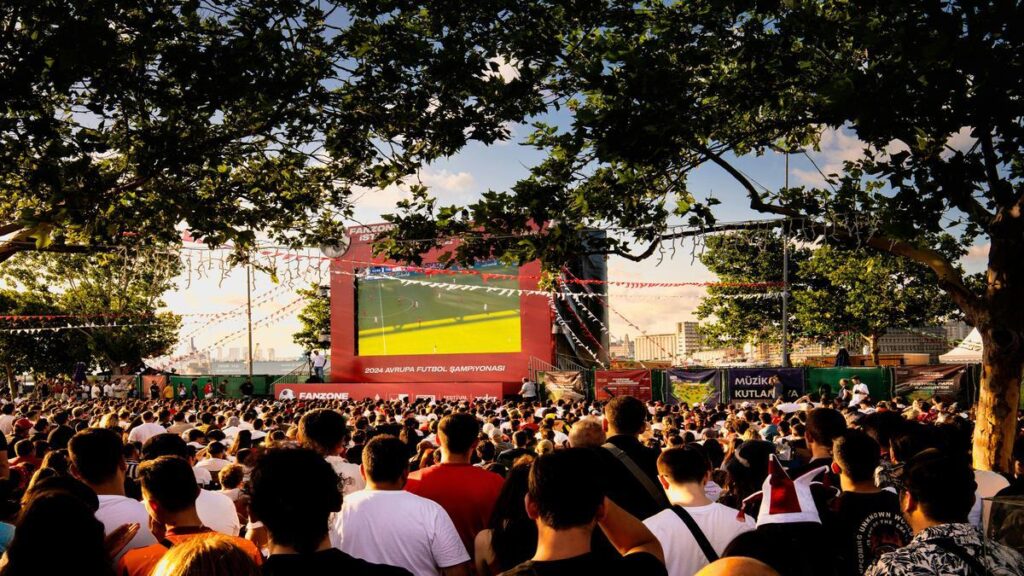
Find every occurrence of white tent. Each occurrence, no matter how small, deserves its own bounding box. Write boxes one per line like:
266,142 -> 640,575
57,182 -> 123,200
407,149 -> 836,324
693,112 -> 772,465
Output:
940,328 -> 983,364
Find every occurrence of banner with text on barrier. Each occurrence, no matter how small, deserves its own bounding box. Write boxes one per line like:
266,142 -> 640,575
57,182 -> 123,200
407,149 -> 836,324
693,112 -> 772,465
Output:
273,382 -> 504,402
594,369 -> 653,401
893,364 -> 971,404
538,370 -> 586,402
726,368 -> 805,402
665,369 -> 720,406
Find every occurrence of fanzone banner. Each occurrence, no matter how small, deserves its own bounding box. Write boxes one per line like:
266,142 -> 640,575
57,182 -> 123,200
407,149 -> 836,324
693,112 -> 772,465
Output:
727,368 -> 805,403
595,369 -> 653,401
539,370 -> 586,402
273,382 -> 503,402
666,369 -> 720,407
893,364 -> 969,403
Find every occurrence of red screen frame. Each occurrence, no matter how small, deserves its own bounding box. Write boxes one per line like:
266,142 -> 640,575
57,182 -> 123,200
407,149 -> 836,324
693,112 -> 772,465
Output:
329,225 -> 554,385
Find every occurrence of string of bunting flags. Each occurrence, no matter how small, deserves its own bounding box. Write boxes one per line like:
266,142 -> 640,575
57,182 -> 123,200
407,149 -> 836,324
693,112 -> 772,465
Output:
147,297 -> 305,370
547,297 -> 607,369
0,323 -> 165,334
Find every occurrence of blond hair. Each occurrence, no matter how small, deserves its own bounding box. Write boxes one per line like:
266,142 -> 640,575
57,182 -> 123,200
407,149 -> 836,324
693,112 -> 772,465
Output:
151,534 -> 260,576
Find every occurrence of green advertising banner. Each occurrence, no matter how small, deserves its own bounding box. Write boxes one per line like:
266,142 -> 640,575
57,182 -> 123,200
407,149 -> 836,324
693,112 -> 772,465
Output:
147,375 -> 274,398
805,367 -> 894,401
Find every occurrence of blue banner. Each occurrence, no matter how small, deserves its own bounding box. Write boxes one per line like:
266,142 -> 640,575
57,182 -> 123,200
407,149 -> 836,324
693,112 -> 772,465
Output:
727,368 -> 805,403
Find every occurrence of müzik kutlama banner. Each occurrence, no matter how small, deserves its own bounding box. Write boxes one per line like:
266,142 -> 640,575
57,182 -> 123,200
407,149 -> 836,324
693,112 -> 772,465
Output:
726,368 -> 805,403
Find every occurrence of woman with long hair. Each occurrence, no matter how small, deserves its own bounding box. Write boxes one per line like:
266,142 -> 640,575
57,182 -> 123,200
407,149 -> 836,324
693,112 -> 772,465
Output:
227,430 -> 252,460
0,491 -> 118,576
473,463 -> 538,575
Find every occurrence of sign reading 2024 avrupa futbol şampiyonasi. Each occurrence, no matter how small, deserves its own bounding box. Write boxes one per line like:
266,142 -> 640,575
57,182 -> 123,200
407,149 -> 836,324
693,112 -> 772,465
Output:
727,368 -> 805,402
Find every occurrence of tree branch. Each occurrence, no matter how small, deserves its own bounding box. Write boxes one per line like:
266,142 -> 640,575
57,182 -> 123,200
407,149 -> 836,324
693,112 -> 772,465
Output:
693,141 -> 803,218
979,126 -> 1014,208
863,235 -> 982,323
0,223 -> 24,237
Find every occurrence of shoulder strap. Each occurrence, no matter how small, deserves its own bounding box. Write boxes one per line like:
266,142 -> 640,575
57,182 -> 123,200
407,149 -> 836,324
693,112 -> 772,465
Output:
930,537 -> 987,576
671,505 -> 719,564
602,443 -> 669,508
501,561 -> 541,575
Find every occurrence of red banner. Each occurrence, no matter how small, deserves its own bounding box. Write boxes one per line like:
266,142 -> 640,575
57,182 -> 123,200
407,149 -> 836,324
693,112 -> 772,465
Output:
594,369 -> 653,401
273,382 -> 505,402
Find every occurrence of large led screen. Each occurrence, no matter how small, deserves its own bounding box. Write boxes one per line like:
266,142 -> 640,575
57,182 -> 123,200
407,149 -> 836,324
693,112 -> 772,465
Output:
356,261 -> 522,356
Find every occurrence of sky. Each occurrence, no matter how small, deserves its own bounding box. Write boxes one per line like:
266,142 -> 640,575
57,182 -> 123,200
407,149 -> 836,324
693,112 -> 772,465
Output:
159,125 -> 990,363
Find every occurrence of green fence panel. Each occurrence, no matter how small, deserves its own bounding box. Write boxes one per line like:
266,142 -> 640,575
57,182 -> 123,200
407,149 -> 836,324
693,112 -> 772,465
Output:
805,367 -> 893,401
158,375 -> 274,398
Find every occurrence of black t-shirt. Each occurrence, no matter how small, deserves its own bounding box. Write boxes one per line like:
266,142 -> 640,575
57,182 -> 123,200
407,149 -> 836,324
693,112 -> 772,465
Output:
825,490 -> 912,576
590,437 -> 666,560
262,549 -> 412,576
505,552 -> 666,576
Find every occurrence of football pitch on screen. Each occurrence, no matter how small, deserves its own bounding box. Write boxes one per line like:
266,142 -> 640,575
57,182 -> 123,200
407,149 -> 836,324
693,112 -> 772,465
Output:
357,271 -> 522,356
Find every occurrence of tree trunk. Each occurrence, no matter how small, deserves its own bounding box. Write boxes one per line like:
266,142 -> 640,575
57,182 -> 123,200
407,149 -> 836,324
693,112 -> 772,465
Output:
3,365 -> 15,398
973,327 -> 1023,472
973,207 -> 1024,472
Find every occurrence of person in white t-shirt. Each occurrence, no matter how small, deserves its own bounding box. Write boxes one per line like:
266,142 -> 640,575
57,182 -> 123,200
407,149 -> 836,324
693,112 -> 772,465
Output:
67,428 -> 158,562
91,383 -> 102,399
140,433 -> 242,536
849,376 -> 871,407
335,435 -> 471,576
127,411 -> 167,446
194,441 -> 232,477
0,404 -> 16,437
644,445 -> 754,576
298,409 -> 366,497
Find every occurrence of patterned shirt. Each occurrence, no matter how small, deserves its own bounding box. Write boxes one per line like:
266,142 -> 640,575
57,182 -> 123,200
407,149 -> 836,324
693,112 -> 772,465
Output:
865,522 -> 1024,576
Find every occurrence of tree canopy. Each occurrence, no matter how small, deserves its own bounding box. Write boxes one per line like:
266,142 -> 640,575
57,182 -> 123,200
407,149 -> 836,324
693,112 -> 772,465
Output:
0,251 -> 181,377
696,231 -> 957,364
354,0 -> 1022,469
292,284 -> 331,352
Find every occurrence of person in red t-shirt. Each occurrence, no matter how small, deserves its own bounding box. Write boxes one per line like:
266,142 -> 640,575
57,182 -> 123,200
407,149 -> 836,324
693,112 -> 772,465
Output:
405,412 -> 504,557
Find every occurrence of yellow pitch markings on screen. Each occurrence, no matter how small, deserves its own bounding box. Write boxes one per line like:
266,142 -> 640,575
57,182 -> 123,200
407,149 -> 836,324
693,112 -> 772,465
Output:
358,311 -> 521,356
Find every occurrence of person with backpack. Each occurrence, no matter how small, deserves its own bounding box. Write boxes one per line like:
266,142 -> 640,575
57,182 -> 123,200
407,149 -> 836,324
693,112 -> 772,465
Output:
643,446 -> 754,576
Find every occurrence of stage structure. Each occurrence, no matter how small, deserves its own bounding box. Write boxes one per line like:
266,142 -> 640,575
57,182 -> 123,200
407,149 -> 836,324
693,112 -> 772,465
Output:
274,224 -> 608,401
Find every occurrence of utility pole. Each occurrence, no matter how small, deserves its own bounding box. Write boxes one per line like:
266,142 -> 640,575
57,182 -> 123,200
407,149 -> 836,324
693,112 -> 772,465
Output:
246,263 -> 254,380
781,153 -> 790,368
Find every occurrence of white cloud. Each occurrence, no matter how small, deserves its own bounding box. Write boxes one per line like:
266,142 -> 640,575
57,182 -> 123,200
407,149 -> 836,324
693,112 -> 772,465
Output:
963,242 -> 989,264
943,126 -> 976,157
484,56 -> 520,83
349,167 -> 478,222
420,168 -> 475,193
793,127 -> 866,187
606,286 -> 707,338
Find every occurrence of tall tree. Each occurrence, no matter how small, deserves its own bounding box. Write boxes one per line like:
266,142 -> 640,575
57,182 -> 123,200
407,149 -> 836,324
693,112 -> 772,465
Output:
0,251 -> 181,374
1,0 -> 344,263
795,245 -> 958,366
0,288 -> 91,394
697,232 -> 956,366
292,284 -> 331,353
357,1 -> 1024,470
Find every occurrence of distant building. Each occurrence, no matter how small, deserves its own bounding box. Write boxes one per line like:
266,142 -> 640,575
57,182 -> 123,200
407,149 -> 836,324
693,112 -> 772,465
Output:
635,333 -> 678,363
876,327 -> 948,363
609,334 -> 635,359
676,322 -> 704,358
267,348 -> 276,362
943,320 -> 971,344
227,347 -> 240,362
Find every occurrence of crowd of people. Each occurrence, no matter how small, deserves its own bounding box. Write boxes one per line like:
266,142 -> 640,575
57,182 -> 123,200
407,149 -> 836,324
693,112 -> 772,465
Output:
0,385 -> 1019,575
